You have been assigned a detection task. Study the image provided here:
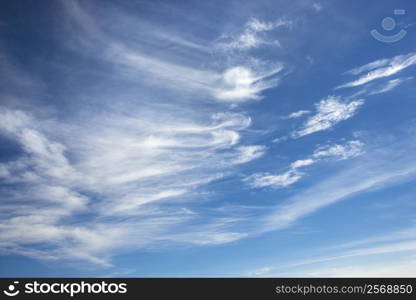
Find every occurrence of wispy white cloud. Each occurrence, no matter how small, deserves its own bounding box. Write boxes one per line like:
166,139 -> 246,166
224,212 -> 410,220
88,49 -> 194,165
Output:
368,77 -> 412,95
59,2 -> 284,103
286,110 -> 310,119
248,225 -> 416,277
313,140 -> 364,160
331,224 -> 416,251
303,259 -> 416,277
272,136 -> 289,143
343,76 -> 413,99
3,1 -> 416,274
312,3 -> 323,12
248,266 -> 273,277
215,17 -> 290,51
0,104 -> 264,266
260,134 -> 416,233
290,158 -> 315,169
344,58 -> 391,76
337,52 -> 416,89
232,145 -> 267,164
244,170 -> 303,188
244,139 -> 364,189
292,96 -> 364,137
1,2 -> 293,267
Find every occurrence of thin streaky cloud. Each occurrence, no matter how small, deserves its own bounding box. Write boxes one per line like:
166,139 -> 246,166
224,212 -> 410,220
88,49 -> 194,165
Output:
313,140 -> 364,160
260,137 -> 416,233
368,77 -> 413,95
337,52 -> 416,89
344,58 -> 391,76
286,110 -> 310,119
244,140 -> 364,189
60,2 -> 285,103
248,226 -> 416,277
215,17 -> 291,51
0,104 -> 264,265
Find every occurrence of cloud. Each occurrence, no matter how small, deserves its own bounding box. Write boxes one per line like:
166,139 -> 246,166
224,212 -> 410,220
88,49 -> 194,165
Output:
303,259 -> 416,277
259,135 -> 416,233
1,3 -> 293,266
165,229 -> 248,246
215,17 -> 290,51
244,170 -> 303,188
344,59 -> 391,76
337,52 -> 416,89
3,1 -> 416,274
368,77 -> 412,95
330,224 -> 416,251
232,145 -> 267,164
343,76 -> 413,99
286,110 -> 310,119
312,3 -> 323,12
248,224 -> 416,277
290,159 -> 315,169
59,2 -> 284,103
292,96 -> 364,137
214,65 -> 283,102
313,140 -> 364,160
107,189 -> 188,215
272,136 -> 289,143
244,140 -> 364,189
0,105 -> 263,266
248,266 -> 273,277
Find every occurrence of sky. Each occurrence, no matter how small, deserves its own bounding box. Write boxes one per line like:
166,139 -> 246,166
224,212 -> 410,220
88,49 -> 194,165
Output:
0,0 -> 416,277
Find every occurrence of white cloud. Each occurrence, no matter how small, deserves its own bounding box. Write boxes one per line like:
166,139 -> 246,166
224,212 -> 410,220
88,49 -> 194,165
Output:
292,96 -> 364,137
259,137 -> 416,233
247,154 -> 318,191
0,107 -> 32,133
312,3 -> 323,12
216,18 -> 290,51
290,159 -> 315,169
337,52 -> 416,89
268,224 -> 416,277
214,65 -> 283,102
246,18 -> 278,32
304,259 -> 416,277
331,225 -> 416,251
286,110 -> 310,119
60,3 -> 284,104
313,140 -> 364,160
369,77 -> 412,95
0,8 -> 288,269
259,242 -> 416,277
0,106 -> 261,266
244,170 -> 303,188
243,159 -> 310,189
245,140 -> 363,189
232,145 -> 266,164
167,230 -> 248,246
272,136 -> 288,143
107,189 -> 188,215
249,266 -> 273,277
3,1 -> 416,272
344,58 -> 390,76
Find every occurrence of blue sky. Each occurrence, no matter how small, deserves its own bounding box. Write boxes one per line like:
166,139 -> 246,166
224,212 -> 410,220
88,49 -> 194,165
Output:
1,0 -> 416,277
